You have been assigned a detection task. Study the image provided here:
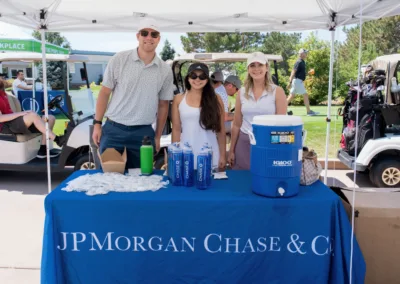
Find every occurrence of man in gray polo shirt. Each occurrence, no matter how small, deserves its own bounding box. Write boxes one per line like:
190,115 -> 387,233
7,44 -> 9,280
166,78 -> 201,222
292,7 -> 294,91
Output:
92,18 -> 174,168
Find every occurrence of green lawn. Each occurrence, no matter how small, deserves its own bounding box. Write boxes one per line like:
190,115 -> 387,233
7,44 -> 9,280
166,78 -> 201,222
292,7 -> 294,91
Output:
288,105 -> 343,158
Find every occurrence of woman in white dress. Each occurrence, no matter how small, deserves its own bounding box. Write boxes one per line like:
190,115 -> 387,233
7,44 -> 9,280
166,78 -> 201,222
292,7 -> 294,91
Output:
172,63 -> 226,170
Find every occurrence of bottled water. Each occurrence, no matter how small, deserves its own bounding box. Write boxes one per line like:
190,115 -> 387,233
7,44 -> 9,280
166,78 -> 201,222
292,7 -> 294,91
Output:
182,142 -> 194,187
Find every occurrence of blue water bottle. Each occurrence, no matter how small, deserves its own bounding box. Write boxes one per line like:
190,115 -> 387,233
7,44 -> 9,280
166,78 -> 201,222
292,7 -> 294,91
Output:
171,143 -> 183,186
196,148 -> 208,190
183,142 -> 194,187
203,143 -> 213,186
167,144 -> 174,180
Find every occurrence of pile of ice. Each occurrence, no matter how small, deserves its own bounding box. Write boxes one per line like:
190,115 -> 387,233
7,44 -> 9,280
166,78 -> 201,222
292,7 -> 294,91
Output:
62,170 -> 168,196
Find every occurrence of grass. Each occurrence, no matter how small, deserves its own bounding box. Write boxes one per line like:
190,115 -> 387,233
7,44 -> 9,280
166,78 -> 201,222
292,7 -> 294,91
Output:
288,105 -> 343,159
53,85 -> 343,159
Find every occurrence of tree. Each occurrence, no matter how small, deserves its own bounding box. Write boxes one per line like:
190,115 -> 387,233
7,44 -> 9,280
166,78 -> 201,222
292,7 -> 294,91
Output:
180,32 -> 263,53
160,40 -> 176,61
336,15 -> 400,98
261,32 -> 302,75
32,32 -> 71,89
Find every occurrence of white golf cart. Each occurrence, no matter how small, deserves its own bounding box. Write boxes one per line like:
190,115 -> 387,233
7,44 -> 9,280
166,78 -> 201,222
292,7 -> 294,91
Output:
149,52 -> 283,169
338,54 -> 400,188
0,52 -> 96,172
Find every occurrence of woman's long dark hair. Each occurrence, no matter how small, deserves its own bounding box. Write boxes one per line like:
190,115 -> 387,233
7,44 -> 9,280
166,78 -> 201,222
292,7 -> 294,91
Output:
184,74 -> 221,133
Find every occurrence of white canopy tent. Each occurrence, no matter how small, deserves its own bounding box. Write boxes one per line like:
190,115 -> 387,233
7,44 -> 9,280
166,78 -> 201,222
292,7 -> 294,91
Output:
0,0 -> 399,32
1,1 -> 400,283
0,0 -> 398,189
1,0 -> 398,188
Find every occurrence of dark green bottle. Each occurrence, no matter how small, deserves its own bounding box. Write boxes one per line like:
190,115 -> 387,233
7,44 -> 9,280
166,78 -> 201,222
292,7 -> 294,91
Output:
140,136 -> 154,175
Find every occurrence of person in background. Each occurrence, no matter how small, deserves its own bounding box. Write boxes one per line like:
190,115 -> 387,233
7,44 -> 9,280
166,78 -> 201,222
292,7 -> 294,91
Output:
12,70 -> 32,97
0,79 -> 65,158
224,75 -> 242,133
172,63 -> 226,170
211,71 -> 231,125
228,52 -> 287,170
92,18 -> 174,169
286,49 -> 319,116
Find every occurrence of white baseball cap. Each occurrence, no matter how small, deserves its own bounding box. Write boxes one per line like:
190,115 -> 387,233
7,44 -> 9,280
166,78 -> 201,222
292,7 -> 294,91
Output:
137,18 -> 159,32
247,52 -> 268,67
298,48 -> 309,54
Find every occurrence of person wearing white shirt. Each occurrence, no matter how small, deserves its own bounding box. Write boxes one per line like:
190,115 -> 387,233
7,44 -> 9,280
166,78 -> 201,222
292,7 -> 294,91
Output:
228,52 -> 288,170
12,70 -> 32,97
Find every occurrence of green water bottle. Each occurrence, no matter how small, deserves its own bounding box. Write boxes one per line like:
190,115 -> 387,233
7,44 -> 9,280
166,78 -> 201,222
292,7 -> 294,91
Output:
140,136 -> 154,175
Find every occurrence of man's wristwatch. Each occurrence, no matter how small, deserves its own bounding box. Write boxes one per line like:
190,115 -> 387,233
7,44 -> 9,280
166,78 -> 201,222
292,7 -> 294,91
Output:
93,119 -> 102,126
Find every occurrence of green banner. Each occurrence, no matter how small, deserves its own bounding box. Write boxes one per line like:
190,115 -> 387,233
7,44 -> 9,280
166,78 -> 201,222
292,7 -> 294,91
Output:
0,39 -> 69,54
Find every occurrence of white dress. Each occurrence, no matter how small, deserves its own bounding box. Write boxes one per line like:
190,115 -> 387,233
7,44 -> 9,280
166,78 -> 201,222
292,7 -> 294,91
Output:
179,94 -> 220,169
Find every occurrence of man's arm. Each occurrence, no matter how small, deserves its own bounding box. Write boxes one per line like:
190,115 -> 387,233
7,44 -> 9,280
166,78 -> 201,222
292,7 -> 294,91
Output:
94,86 -> 112,122
155,100 -> 169,139
288,69 -> 296,84
17,84 -> 32,90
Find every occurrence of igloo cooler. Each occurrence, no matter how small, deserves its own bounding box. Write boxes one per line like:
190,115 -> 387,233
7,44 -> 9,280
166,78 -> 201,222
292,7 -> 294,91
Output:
248,115 -> 304,198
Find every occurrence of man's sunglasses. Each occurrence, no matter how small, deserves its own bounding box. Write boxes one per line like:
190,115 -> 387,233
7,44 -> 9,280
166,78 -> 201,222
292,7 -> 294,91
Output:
140,30 -> 160,38
189,73 -> 208,80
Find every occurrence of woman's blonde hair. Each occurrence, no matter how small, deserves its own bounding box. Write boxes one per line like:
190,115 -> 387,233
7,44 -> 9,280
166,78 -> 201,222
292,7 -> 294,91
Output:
244,61 -> 273,99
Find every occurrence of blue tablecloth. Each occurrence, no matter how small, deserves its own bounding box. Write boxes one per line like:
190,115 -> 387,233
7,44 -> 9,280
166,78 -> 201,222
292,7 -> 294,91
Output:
41,170 -> 365,284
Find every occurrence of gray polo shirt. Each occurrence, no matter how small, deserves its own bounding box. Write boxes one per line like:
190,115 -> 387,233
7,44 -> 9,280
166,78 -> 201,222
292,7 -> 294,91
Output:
102,48 -> 174,126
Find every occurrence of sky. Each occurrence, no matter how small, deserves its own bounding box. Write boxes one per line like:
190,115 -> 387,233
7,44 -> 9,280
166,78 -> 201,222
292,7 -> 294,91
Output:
0,22 -> 347,55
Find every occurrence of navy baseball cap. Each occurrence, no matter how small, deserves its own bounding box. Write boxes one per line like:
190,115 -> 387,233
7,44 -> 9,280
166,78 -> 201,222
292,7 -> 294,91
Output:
188,63 -> 209,77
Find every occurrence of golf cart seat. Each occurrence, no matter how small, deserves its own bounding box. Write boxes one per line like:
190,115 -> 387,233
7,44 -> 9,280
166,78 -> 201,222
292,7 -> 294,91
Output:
0,92 -> 41,142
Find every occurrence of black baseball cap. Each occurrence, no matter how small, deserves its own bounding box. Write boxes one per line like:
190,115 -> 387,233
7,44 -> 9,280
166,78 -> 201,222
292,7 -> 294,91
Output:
187,63 -> 209,77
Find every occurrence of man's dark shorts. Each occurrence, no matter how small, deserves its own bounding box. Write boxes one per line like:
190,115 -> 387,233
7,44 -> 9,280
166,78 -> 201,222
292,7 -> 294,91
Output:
1,116 -> 40,134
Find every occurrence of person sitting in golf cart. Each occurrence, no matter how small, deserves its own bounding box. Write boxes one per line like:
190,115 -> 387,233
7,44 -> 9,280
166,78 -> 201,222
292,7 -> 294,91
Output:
12,70 -> 32,97
0,79 -> 66,158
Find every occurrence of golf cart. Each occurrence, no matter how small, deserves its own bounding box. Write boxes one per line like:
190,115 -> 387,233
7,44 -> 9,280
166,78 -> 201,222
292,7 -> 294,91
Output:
0,52 -> 96,172
151,53 -> 283,169
337,54 -> 400,188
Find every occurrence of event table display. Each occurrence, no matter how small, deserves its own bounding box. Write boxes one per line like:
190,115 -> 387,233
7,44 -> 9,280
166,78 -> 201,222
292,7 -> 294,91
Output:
41,170 -> 365,284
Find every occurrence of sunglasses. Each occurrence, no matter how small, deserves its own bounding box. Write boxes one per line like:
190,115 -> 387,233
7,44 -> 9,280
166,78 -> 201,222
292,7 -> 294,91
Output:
189,73 -> 208,80
140,30 -> 160,38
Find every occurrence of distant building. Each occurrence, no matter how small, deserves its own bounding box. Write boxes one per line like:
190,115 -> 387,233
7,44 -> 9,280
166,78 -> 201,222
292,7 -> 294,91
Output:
69,49 -> 115,86
0,38 -> 116,86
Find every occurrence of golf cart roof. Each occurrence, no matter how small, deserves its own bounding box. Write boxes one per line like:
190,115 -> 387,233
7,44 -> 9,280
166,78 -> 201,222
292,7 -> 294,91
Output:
0,52 -> 89,63
174,53 -> 283,63
370,53 -> 400,70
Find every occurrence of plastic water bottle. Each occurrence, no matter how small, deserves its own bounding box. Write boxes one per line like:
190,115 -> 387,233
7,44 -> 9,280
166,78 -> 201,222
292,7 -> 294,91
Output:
140,136 -> 153,175
171,143 -> 183,186
167,144 -> 173,180
203,143 -> 213,186
196,148 -> 208,190
183,142 -> 194,187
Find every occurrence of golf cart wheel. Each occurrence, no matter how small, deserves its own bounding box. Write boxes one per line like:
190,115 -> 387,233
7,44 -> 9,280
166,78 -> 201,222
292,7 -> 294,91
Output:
74,154 -> 96,171
371,159 -> 400,188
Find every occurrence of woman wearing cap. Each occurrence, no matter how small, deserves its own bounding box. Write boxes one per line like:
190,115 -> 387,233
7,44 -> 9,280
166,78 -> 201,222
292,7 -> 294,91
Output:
228,52 -> 287,170
172,63 -> 226,170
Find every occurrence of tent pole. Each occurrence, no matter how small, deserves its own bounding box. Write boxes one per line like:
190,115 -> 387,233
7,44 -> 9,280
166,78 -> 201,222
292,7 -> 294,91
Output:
32,62 -> 36,112
323,28 -> 336,184
41,28 -> 52,194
